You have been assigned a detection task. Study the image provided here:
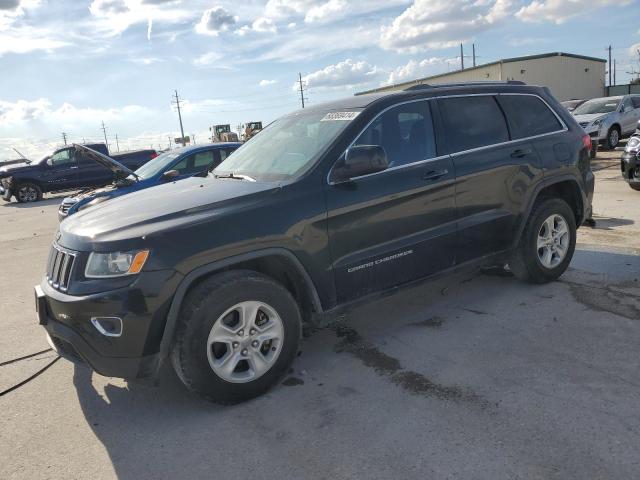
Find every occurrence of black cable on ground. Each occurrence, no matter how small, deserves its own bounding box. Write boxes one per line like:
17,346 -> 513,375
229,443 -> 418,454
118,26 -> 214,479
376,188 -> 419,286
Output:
0,348 -> 52,367
0,356 -> 60,397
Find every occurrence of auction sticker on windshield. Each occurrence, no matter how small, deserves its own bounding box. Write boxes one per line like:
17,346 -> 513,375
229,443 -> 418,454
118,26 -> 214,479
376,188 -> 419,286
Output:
321,111 -> 360,121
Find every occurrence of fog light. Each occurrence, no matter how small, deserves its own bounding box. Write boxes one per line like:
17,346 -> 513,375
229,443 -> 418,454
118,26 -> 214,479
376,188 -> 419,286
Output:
91,317 -> 123,337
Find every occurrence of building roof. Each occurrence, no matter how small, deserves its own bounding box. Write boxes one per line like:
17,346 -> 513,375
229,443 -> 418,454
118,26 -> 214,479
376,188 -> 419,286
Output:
357,52 -> 607,96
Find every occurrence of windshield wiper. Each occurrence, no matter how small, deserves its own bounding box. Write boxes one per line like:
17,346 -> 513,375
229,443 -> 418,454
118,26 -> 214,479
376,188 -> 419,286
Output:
214,172 -> 256,182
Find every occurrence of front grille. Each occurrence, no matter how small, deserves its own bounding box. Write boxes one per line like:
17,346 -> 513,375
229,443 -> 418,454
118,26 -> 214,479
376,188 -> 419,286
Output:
46,244 -> 76,291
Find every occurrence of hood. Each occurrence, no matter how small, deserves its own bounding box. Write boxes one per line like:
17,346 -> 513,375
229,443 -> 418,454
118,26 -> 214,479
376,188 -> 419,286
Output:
73,144 -> 137,179
60,176 -> 281,247
573,113 -> 609,124
0,161 -> 33,175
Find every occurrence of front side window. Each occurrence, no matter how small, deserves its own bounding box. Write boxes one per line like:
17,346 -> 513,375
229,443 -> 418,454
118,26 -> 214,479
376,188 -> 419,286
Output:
498,95 -> 563,139
439,96 -> 509,153
50,149 -> 74,167
353,101 -> 436,167
632,96 -> 640,109
214,110 -> 356,181
622,97 -> 633,111
193,151 -> 214,169
134,150 -> 181,180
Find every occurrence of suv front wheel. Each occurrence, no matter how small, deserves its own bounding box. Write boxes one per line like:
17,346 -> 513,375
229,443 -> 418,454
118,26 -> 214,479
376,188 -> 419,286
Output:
509,198 -> 576,284
171,270 -> 301,404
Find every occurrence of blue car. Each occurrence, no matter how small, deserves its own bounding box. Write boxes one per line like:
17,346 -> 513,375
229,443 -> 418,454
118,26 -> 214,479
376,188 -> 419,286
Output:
59,142 -> 241,221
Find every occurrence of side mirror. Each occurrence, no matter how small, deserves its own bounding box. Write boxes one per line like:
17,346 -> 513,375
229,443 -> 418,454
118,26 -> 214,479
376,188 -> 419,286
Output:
331,145 -> 389,184
46,158 -> 53,167
162,169 -> 180,181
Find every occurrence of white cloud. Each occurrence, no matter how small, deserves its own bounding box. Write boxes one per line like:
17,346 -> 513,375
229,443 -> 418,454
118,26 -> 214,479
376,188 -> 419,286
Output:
516,0 -> 630,24
196,6 -> 237,36
0,27 -> 70,56
297,58 -> 382,90
385,57 -> 455,85
259,79 -> 277,86
381,0 -> 514,52
251,16 -> 277,33
305,0 -> 347,23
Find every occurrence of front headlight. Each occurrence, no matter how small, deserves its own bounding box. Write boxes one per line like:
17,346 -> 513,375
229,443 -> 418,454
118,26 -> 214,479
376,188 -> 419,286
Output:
592,118 -> 604,128
85,250 -> 149,278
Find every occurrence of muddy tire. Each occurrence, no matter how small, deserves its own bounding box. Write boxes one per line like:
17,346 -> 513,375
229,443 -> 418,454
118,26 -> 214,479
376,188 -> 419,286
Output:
170,270 -> 301,404
509,198 -> 576,284
15,183 -> 42,203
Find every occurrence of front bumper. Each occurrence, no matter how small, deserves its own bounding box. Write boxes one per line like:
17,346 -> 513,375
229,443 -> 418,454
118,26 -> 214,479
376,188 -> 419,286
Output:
35,269 -> 180,379
621,152 -> 640,185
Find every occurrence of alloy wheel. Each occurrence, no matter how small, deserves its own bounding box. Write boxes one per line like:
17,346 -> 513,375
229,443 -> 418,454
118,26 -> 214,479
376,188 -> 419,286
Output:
537,214 -> 569,269
206,301 -> 284,383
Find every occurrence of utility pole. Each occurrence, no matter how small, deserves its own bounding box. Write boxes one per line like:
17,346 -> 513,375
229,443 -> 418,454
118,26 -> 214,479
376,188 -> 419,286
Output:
101,121 -> 109,151
608,45 -> 612,86
460,43 -> 464,70
172,90 -> 186,146
115,133 -> 120,152
613,59 -> 616,86
298,73 -> 307,109
192,134 -> 196,145
472,43 -> 476,67
61,132 -> 68,145
168,136 -> 172,150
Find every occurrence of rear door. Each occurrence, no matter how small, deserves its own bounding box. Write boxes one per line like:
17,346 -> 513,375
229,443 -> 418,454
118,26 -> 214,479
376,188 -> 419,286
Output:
438,94 -> 542,263
77,152 -> 113,187
620,97 -> 637,135
325,100 -> 457,303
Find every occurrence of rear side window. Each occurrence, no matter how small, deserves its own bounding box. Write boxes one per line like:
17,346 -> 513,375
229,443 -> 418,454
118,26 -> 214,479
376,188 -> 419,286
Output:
354,101 -> 437,167
498,95 -> 563,139
438,96 -> 509,153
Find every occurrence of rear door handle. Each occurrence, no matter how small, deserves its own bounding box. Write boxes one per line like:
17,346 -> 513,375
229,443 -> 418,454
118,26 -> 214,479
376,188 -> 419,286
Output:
422,169 -> 448,181
510,148 -> 532,158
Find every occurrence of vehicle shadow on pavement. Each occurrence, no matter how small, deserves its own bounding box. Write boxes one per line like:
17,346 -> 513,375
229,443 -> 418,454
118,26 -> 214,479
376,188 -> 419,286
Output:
69,249 -> 640,480
590,215 -> 634,230
1,198 -> 63,209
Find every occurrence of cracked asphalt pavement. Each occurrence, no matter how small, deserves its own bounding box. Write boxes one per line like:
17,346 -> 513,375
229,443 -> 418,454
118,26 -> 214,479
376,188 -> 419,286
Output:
1,149 -> 639,479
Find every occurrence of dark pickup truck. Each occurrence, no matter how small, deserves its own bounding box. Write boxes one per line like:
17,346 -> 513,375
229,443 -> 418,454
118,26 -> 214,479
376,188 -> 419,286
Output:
0,143 -> 157,203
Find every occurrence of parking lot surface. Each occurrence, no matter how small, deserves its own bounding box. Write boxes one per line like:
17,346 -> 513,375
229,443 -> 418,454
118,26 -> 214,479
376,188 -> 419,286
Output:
1,149 -> 639,479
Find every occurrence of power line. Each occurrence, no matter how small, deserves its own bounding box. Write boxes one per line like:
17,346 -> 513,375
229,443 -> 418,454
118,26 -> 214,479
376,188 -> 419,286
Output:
172,89 -> 186,146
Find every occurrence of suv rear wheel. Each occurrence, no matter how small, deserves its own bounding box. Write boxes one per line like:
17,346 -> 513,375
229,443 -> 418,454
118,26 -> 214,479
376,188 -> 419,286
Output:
509,198 -> 576,284
171,270 -> 301,404
16,183 -> 42,203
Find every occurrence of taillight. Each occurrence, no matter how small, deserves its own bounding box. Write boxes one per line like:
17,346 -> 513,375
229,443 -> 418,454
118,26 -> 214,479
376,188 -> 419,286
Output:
150,152 -> 158,160
582,134 -> 592,152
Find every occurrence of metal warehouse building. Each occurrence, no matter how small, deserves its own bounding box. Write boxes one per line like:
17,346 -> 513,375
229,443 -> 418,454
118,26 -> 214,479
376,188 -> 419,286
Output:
358,52 -> 607,102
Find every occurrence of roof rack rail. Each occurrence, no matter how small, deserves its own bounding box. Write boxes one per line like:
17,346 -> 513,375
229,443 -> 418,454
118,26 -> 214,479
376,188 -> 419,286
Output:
404,80 -> 526,91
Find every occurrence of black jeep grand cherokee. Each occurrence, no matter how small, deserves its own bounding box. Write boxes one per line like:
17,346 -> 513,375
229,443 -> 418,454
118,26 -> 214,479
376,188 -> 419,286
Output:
37,82 -> 594,403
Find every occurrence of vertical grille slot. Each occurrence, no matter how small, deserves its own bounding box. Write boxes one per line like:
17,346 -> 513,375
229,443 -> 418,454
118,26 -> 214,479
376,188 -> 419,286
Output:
46,245 -> 76,291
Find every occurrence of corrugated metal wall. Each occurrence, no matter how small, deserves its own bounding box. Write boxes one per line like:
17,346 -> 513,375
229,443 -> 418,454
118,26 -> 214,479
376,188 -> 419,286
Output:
501,55 -> 605,101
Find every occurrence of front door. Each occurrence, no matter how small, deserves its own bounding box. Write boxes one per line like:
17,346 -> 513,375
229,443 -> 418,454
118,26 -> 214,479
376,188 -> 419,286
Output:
43,148 -> 78,191
325,100 -> 457,304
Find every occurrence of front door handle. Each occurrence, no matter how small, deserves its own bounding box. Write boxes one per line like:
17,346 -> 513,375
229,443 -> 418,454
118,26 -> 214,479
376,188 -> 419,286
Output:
422,169 -> 448,181
510,148 -> 533,158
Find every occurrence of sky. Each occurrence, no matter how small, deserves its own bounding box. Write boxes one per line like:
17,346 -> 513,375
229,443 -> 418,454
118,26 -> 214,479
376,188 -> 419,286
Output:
1,0 -> 639,160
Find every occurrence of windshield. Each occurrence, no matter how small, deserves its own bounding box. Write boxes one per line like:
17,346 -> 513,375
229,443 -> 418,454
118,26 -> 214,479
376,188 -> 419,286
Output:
132,151 -> 182,180
214,109 -> 359,181
573,98 -> 621,115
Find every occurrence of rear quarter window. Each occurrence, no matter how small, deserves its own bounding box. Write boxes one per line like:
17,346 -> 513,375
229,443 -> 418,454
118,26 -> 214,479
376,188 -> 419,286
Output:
438,96 -> 510,153
497,94 -> 563,139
